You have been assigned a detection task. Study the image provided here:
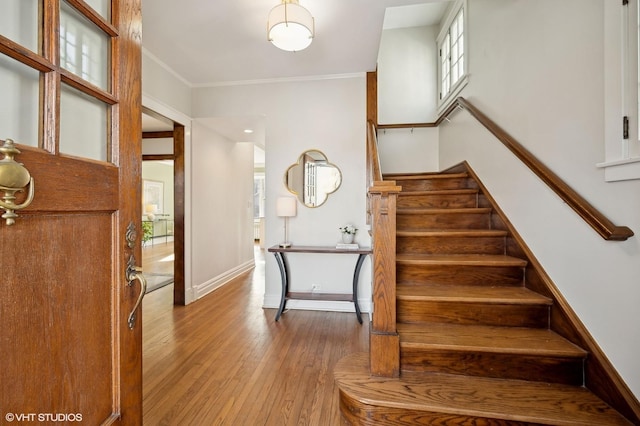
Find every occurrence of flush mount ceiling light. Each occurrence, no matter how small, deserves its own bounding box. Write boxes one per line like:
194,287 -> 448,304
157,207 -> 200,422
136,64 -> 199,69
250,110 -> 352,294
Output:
267,0 -> 314,52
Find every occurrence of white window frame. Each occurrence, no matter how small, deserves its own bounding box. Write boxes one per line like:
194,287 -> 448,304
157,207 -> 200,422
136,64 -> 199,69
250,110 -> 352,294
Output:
437,0 -> 468,115
599,0 -> 640,181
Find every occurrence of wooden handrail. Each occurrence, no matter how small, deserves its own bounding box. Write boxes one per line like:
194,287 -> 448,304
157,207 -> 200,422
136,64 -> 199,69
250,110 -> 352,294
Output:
366,120 -> 382,226
366,120 -> 382,186
377,97 -> 634,241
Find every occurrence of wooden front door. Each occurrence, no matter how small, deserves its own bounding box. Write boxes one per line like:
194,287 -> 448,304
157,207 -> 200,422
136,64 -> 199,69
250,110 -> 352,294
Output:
0,0 -> 143,424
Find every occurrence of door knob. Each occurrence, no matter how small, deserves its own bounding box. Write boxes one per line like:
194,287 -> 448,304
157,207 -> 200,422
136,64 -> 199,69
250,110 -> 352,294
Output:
126,256 -> 147,330
0,139 -> 35,225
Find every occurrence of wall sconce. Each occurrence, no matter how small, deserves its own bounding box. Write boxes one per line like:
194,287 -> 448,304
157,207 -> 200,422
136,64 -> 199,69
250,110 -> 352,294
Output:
276,196 -> 297,247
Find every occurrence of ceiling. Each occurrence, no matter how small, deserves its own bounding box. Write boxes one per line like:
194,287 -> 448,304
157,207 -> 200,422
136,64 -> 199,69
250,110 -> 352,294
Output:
140,0 -> 451,139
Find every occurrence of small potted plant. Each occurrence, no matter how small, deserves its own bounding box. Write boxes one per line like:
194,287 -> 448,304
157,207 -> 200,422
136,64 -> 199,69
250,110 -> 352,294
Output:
339,224 -> 358,244
142,221 -> 153,246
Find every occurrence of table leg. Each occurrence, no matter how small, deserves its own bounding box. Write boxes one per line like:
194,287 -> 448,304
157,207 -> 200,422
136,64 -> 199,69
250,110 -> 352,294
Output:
352,254 -> 367,324
273,252 -> 289,321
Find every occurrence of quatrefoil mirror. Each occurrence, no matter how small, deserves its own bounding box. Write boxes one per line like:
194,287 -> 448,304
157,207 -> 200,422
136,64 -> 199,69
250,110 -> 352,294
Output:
284,150 -> 342,208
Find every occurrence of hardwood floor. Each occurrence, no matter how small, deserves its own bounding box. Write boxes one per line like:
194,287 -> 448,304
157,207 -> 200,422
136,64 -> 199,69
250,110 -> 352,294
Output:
142,240 -> 174,275
142,247 -> 369,425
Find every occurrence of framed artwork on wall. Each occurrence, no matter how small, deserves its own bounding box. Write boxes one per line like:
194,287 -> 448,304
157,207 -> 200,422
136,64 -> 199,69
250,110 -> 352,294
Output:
143,179 -> 164,215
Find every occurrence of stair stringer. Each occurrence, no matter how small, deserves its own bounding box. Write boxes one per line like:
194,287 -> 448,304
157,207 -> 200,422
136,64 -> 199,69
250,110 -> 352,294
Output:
446,161 -> 640,424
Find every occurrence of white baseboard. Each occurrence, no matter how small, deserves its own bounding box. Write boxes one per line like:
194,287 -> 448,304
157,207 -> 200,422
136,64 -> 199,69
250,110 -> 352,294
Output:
193,260 -> 255,300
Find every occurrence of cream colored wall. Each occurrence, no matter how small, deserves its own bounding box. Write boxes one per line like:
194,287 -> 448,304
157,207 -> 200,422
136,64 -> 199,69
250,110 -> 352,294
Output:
439,0 -> 640,398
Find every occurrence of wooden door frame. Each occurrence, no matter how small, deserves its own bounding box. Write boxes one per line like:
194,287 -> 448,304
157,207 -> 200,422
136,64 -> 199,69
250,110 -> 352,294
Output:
142,123 -> 186,305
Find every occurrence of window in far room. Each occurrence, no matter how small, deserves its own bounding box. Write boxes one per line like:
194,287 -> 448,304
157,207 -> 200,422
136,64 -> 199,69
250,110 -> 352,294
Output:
437,0 -> 467,113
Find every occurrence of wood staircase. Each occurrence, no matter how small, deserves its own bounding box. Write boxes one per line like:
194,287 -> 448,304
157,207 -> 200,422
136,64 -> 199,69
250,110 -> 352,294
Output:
335,166 -> 636,425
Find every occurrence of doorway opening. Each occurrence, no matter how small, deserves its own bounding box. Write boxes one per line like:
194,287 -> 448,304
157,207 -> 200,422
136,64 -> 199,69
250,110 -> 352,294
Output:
142,159 -> 174,293
142,108 -> 186,305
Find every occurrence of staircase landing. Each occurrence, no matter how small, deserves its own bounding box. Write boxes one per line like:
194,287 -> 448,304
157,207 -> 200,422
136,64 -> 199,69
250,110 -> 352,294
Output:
335,352 -> 631,426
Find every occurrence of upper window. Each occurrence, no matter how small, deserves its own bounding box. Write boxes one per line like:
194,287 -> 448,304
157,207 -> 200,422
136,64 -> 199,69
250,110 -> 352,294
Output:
437,0 -> 467,110
0,0 -> 116,162
599,0 -> 640,181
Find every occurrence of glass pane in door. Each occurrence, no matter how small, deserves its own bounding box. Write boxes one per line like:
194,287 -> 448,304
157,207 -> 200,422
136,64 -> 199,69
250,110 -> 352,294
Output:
60,1 -> 110,90
84,0 -> 111,21
0,0 -> 39,53
60,84 -> 108,162
0,55 -> 40,147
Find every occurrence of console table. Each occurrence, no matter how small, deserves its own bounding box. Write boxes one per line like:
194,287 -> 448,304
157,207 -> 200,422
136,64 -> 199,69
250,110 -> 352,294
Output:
268,245 -> 371,324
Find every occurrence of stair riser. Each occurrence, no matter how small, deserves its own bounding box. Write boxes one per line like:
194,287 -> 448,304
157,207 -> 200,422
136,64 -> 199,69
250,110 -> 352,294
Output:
400,349 -> 584,386
398,194 -> 477,209
396,177 -> 473,192
397,212 -> 491,230
397,264 -> 525,287
339,392 -> 539,426
397,300 -> 549,328
397,235 -> 505,255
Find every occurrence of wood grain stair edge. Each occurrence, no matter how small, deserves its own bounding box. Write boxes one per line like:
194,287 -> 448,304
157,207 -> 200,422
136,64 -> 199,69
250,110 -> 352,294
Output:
397,323 -> 587,358
396,254 -> 528,267
396,284 -> 552,305
397,229 -> 507,237
334,352 -> 632,426
397,207 -> 492,215
384,172 -> 469,181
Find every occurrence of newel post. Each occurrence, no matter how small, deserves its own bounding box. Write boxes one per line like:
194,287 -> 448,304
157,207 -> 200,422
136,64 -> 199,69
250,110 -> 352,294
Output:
368,181 -> 401,377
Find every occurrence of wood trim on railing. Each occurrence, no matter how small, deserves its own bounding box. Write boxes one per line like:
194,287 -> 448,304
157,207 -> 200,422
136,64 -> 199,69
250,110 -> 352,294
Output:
368,181 -> 401,377
375,97 -> 634,241
377,122 -> 437,130
366,115 -> 401,376
367,121 -> 382,185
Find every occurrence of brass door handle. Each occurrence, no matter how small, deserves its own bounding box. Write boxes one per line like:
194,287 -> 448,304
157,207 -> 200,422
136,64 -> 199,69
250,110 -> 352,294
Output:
0,139 -> 35,225
126,263 -> 147,330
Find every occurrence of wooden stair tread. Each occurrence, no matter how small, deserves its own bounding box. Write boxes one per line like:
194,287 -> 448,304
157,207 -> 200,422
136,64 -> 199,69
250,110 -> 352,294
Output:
384,172 -> 469,181
397,283 -> 551,305
335,353 -> 631,426
397,207 -> 492,215
398,188 -> 478,196
397,253 -> 528,267
397,323 -> 586,357
397,229 -> 507,237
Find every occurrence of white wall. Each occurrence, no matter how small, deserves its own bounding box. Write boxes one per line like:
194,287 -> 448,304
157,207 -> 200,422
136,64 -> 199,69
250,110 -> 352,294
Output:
439,0 -> 640,398
377,25 -> 440,173
142,49 -> 192,117
192,76 -> 372,314
377,127 -> 439,174
378,26 -> 439,123
190,121 -> 255,299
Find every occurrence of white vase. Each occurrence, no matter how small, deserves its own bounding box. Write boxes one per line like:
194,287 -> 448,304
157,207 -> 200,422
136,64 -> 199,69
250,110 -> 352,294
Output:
341,233 -> 354,244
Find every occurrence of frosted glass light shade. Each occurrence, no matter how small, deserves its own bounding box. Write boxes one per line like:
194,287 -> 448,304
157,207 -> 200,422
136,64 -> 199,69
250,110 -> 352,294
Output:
267,0 -> 314,52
